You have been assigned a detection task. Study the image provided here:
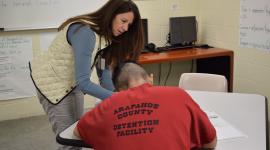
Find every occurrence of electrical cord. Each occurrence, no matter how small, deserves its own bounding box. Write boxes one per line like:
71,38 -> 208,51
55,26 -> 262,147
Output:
164,33 -> 170,46
158,63 -> 161,85
190,60 -> 195,72
164,62 -> 172,85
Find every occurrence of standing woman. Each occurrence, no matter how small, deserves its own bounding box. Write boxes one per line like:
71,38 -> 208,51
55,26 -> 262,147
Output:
29,0 -> 144,149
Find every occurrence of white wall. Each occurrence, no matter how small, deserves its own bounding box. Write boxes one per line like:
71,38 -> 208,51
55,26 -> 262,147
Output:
197,0 -> 270,112
136,0 -> 199,86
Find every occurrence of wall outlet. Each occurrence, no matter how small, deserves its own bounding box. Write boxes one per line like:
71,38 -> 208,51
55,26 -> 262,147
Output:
171,3 -> 179,11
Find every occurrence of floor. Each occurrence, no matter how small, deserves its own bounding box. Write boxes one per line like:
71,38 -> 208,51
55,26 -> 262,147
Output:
0,115 -> 269,150
0,115 -> 91,150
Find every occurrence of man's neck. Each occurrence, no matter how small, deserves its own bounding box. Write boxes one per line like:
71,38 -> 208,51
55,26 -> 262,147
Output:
129,78 -> 148,88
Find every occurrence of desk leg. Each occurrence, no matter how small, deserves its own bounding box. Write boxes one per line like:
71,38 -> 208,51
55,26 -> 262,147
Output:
197,56 -> 233,92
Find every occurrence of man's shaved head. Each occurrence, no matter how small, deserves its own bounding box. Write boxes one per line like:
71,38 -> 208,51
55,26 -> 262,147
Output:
112,62 -> 149,91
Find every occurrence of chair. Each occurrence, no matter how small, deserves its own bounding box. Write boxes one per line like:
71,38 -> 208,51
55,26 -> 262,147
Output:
179,73 -> 228,92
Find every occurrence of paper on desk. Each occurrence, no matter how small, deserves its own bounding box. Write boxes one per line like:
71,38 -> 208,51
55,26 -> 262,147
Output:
205,110 -> 248,141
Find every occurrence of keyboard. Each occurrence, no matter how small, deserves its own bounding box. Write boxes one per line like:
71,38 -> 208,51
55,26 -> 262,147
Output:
156,45 -> 194,52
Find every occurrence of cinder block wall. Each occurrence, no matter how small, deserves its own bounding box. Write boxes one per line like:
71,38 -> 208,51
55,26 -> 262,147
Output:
197,0 -> 270,119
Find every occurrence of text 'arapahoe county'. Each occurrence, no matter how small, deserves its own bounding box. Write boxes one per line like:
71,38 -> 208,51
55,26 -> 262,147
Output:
113,102 -> 160,137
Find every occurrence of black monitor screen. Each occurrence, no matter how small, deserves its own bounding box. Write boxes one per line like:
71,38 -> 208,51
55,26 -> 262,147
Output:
169,16 -> 197,46
142,19 -> 148,47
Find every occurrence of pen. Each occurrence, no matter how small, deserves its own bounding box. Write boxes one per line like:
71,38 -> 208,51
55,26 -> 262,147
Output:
209,115 -> 218,119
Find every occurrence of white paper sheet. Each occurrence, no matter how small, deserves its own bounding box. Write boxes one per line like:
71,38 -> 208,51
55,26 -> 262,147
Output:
0,36 -> 35,100
205,110 -> 248,140
239,0 -> 270,51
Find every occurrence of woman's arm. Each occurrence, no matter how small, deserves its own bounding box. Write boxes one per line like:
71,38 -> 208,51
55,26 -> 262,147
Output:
67,23 -> 113,100
96,64 -> 115,91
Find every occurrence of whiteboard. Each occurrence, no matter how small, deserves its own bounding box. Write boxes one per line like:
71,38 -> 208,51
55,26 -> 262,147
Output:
239,0 -> 270,52
0,0 -> 108,31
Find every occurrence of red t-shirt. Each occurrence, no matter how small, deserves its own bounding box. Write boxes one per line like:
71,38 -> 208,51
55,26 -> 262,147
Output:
77,83 -> 216,150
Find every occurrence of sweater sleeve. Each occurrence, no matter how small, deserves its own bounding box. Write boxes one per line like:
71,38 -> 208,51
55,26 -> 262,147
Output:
67,23 -> 113,100
95,63 -> 115,91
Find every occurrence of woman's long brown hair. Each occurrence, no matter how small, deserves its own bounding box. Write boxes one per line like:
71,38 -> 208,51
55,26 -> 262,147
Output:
59,0 -> 144,67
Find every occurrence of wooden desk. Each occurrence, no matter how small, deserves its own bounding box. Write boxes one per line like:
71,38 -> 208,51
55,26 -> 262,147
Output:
139,48 -> 234,92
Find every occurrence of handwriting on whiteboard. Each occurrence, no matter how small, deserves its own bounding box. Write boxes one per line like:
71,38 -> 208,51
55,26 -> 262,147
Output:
0,0 -> 61,7
0,0 -> 108,30
239,0 -> 270,51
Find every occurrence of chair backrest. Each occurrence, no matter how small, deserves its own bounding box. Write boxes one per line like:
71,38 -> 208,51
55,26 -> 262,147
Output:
179,73 -> 228,92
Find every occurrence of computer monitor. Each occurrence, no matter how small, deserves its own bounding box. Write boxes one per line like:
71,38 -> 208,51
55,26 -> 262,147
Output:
142,18 -> 148,48
169,16 -> 197,46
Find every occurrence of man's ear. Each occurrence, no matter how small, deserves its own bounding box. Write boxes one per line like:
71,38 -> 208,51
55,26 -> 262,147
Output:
147,73 -> 154,85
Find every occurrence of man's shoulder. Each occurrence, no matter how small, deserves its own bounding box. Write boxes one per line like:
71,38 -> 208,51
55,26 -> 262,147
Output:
151,86 -> 191,99
152,86 -> 184,92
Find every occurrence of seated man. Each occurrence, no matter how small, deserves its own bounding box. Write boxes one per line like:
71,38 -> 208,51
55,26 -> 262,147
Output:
74,61 -> 217,150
